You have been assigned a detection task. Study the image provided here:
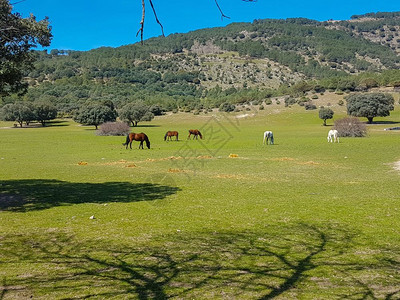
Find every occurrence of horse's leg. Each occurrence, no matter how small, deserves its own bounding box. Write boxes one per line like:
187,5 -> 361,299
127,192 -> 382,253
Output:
188,133 -> 191,140
129,140 -> 133,149
139,141 -> 143,149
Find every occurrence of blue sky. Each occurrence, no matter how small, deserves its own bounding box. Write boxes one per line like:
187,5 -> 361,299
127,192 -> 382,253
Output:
12,0 -> 400,51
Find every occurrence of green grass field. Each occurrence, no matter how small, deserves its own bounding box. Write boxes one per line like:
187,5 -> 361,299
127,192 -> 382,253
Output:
1,103 -> 400,299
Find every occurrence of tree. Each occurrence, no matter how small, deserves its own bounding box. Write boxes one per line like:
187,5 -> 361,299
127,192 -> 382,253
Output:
33,101 -> 58,126
346,93 -> 394,124
0,102 -> 35,127
319,107 -> 334,126
119,102 -> 154,126
74,104 -> 117,129
0,1 -> 52,96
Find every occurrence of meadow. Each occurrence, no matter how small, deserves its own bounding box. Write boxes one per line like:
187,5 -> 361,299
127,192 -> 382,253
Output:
0,101 -> 400,299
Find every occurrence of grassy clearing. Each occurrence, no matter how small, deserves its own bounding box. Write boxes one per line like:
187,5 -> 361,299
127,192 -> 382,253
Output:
1,103 -> 400,299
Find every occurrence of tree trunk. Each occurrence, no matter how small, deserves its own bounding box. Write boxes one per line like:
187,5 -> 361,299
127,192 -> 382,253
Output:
323,119 -> 327,126
367,117 -> 373,124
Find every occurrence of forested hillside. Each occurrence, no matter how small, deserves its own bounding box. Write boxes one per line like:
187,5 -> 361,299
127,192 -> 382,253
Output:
4,12 -> 400,114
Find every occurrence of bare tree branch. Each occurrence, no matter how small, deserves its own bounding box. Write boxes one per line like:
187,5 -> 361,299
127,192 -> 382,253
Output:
137,0 -> 256,44
136,0 -> 145,44
215,0 -> 230,20
149,0 -> 164,37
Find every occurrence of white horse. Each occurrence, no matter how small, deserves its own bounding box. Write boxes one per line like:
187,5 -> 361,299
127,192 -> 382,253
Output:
327,129 -> 339,143
263,131 -> 274,145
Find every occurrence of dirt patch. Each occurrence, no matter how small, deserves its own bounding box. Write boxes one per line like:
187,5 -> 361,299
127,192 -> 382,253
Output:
214,174 -> 247,180
393,161 -> 400,172
168,168 -> 185,173
147,156 -> 182,162
297,161 -> 320,166
268,157 -> 295,161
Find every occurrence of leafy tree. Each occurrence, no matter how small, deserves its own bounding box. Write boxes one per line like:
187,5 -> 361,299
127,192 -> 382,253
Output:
118,102 -> 154,126
0,1 -> 52,96
32,101 -> 58,126
74,104 -> 117,129
319,107 -> 334,126
346,93 -> 394,123
0,102 -> 35,127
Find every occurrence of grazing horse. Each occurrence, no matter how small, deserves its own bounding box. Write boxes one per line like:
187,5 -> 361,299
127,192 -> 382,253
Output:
164,131 -> 179,141
123,132 -> 151,149
263,131 -> 274,145
327,129 -> 339,143
188,129 -> 203,140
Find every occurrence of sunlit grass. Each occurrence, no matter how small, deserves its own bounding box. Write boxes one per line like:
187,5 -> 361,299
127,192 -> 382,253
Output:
1,104 -> 400,298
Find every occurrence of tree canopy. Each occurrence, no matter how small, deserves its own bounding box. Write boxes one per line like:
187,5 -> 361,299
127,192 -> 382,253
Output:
0,0 -> 52,96
346,93 -> 394,123
319,107 -> 334,126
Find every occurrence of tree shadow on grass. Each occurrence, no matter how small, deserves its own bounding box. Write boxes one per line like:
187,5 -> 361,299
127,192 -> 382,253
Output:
0,179 -> 180,212
1,223 -> 399,299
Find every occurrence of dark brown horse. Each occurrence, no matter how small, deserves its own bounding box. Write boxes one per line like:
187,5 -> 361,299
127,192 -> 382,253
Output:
164,131 -> 179,141
188,129 -> 203,140
123,133 -> 151,149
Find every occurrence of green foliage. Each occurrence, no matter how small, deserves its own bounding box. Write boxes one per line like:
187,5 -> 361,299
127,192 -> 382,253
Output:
32,101 -> 58,126
218,102 -> 235,112
0,1 -> 52,96
0,102 -> 35,127
73,103 -> 117,129
346,93 -> 394,123
118,102 -> 154,126
318,107 -> 334,126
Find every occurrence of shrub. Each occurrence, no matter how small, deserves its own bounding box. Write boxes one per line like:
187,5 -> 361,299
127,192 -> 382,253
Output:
311,95 -> 319,99
98,122 -> 130,136
305,102 -> 317,110
265,99 -> 272,105
259,105 -> 264,110
219,102 -> 235,112
338,100 -> 344,106
284,97 -> 296,107
334,117 -> 367,137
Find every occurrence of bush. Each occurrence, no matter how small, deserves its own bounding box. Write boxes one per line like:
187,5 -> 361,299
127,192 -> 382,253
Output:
259,105 -> 264,110
284,97 -> 296,107
338,100 -> 344,106
334,117 -> 367,137
265,99 -> 272,105
219,102 -> 235,112
97,122 -> 130,136
311,95 -> 319,99
305,102 -> 317,110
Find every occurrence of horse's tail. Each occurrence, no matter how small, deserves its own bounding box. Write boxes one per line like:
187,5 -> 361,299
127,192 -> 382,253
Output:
176,132 -> 179,140
123,134 -> 130,146
198,131 -> 203,139
270,133 -> 274,145
145,135 -> 151,149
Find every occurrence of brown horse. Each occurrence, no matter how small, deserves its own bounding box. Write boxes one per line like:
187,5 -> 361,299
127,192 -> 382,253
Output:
123,133 -> 151,149
164,131 -> 179,141
188,129 -> 203,140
